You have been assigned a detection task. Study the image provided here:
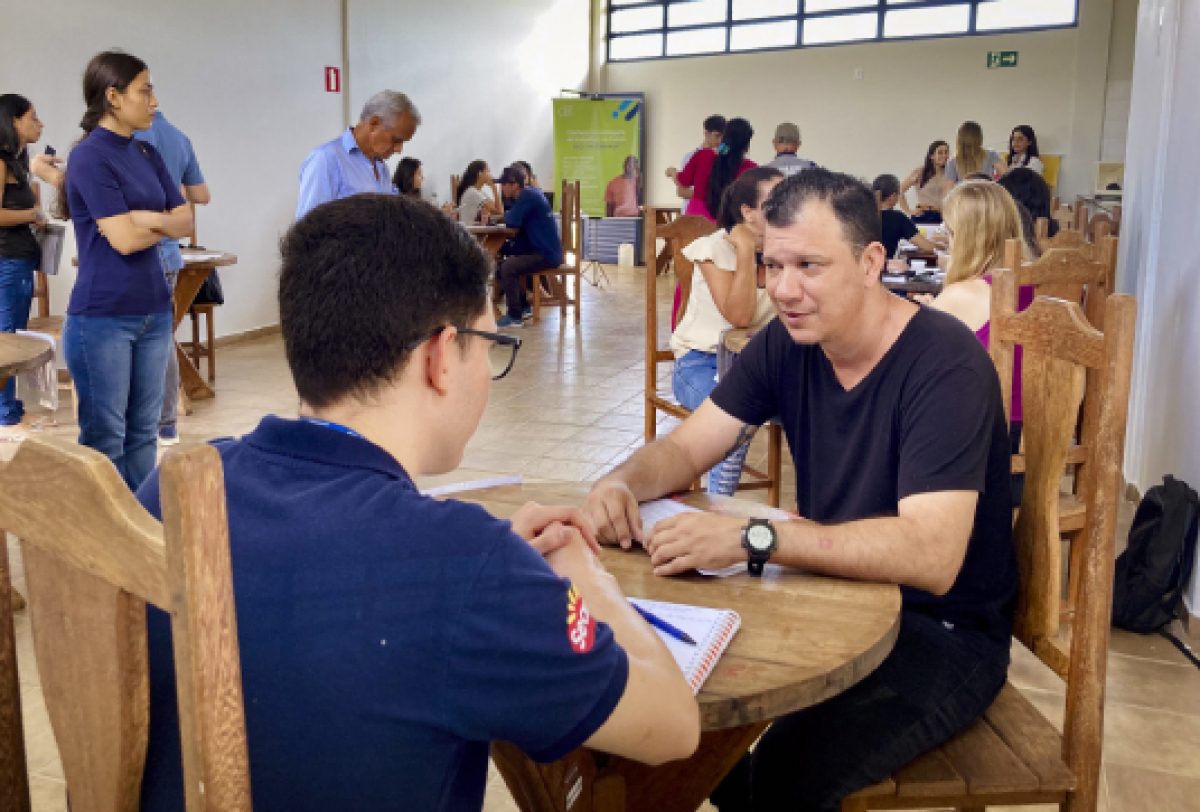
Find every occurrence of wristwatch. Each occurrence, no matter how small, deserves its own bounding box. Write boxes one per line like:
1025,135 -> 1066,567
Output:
742,519 -> 778,577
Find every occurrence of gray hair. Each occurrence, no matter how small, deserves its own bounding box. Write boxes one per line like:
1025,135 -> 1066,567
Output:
359,90 -> 421,127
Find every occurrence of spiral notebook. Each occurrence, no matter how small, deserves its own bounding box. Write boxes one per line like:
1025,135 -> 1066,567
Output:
629,598 -> 741,694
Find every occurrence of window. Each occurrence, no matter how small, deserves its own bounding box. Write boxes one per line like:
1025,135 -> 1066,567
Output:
607,0 -> 1079,62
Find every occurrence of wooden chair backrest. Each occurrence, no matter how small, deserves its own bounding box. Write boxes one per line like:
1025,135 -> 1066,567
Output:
560,180 -> 582,263
450,175 -> 461,205
1034,217 -> 1049,244
0,438 -> 251,812
659,216 -> 718,330
988,269 -> 1135,802
1002,237 -> 1116,338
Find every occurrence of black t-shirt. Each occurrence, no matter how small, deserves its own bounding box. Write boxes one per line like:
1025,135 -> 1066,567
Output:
0,153 -> 39,261
710,309 -> 1017,642
881,208 -> 919,259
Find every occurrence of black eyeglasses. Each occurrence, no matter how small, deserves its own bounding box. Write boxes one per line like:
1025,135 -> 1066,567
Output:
405,327 -> 523,380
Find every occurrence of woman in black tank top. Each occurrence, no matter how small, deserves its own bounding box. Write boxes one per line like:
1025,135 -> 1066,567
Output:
0,94 -> 52,438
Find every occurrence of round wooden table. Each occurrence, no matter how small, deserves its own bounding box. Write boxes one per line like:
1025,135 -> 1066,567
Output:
0,333 -> 53,387
446,482 -> 902,812
464,224 -> 517,261
176,250 -> 238,401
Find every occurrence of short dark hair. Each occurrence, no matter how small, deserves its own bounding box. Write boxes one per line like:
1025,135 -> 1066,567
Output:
997,167 -> 1058,238
871,173 -> 901,201
703,114 -> 726,135
717,166 -> 783,230
279,194 -> 491,407
764,168 -> 880,258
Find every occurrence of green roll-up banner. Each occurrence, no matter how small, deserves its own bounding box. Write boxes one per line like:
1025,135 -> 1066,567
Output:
553,97 -> 643,218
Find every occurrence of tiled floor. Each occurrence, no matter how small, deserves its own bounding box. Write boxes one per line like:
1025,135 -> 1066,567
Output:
6,264 -> 1199,811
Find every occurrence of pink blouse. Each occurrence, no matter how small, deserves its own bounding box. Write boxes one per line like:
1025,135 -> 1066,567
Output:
976,278 -> 1035,423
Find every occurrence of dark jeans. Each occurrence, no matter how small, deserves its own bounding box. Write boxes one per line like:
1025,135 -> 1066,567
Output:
0,257 -> 35,425
498,253 -> 553,318
63,312 -> 173,491
711,610 -> 1010,812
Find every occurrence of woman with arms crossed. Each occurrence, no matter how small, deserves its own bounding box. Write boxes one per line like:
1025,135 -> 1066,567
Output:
58,51 -> 192,490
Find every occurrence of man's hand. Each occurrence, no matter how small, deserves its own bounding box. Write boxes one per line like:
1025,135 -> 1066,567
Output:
511,501 -> 600,555
644,513 -> 745,576
582,481 -> 644,549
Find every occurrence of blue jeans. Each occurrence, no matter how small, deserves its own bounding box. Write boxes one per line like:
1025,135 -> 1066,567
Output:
672,350 -> 751,496
0,257 -> 35,426
711,611 -> 1010,812
64,312 -> 172,491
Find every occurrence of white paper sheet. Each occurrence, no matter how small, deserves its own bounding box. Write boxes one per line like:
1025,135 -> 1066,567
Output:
639,498 -> 703,534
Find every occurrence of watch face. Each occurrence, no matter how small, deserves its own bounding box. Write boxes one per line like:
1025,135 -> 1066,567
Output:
746,524 -> 774,552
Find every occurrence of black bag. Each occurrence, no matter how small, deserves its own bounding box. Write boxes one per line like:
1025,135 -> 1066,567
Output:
1112,476 -> 1200,668
193,269 -> 224,306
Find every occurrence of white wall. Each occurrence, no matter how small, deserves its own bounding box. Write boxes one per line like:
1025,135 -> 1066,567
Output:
0,0 -> 345,339
596,0 -> 1126,206
1118,0 -> 1200,501
348,0 -> 591,206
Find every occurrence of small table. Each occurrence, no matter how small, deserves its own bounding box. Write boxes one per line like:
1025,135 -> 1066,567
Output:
882,274 -> 943,297
464,225 -> 516,261
446,482 -> 903,812
0,333 -> 53,389
175,250 -> 237,402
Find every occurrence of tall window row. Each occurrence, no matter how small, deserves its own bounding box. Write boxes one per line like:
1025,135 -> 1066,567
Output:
607,0 -> 1079,62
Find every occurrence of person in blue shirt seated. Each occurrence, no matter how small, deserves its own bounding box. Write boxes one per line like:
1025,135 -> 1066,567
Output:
495,166 -> 563,328
135,193 -> 700,812
294,90 -> 420,220
134,110 -> 210,447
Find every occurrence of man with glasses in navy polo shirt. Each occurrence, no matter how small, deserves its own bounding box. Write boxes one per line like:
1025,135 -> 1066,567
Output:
134,194 -> 699,812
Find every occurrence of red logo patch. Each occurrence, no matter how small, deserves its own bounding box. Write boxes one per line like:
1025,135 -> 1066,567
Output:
566,584 -> 594,654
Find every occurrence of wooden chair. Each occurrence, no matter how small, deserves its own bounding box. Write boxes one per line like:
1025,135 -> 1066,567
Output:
641,206 -> 681,277
0,437 -> 252,812
529,180 -> 582,323
844,271 -> 1136,812
186,303 -> 217,383
644,213 -> 784,508
450,174 -> 462,206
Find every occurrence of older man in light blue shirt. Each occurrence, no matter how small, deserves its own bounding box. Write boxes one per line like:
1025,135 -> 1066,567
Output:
296,91 -> 421,220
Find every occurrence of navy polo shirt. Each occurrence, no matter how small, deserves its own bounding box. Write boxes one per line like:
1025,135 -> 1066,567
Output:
135,417 -> 628,812
65,126 -> 185,316
504,186 -> 563,267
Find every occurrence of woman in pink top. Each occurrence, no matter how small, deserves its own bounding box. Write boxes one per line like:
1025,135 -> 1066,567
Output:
674,117 -> 757,222
917,181 -> 1033,504
672,118 -> 756,322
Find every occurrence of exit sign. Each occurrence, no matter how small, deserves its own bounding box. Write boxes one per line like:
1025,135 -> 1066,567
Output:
987,51 -> 1019,69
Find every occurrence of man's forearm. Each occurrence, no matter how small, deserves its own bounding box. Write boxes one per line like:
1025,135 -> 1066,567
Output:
772,515 -> 960,596
596,436 -> 701,502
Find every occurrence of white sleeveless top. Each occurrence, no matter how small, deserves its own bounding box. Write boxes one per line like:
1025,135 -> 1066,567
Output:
670,230 -> 777,358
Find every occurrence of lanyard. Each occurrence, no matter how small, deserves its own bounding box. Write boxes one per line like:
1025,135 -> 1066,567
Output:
299,417 -> 364,440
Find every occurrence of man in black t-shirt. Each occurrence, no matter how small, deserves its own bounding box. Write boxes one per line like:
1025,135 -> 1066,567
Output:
583,169 -> 1017,811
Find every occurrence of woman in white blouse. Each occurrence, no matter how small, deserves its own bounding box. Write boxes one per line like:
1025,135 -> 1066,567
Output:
1006,125 -> 1045,175
671,166 -> 782,495
455,160 -> 503,225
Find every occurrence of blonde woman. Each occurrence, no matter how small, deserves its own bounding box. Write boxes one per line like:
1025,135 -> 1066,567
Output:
945,122 -> 1007,183
919,182 -> 1033,503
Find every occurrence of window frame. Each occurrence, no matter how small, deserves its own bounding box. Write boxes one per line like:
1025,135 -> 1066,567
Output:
606,0 -> 1079,63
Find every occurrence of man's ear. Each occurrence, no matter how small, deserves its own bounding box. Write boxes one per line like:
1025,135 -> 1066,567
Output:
424,327 -> 460,397
861,243 -> 886,286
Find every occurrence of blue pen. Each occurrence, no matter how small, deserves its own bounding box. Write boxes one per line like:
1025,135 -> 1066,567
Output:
632,603 -> 696,646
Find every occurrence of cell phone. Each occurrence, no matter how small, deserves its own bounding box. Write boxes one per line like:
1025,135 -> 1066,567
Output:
44,146 -> 56,157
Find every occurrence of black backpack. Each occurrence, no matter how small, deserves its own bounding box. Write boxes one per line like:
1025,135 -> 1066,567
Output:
1112,476 -> 1200,668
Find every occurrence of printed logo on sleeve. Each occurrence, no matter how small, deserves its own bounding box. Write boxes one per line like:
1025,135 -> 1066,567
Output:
566,584 -> 595,654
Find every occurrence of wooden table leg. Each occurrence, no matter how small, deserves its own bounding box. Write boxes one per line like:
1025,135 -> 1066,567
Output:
491,721 -> 769,812
172,267 -> 215,401
0,529 -> 31,812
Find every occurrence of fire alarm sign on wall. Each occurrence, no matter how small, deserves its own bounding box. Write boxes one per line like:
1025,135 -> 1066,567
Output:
325,67 -> 340,93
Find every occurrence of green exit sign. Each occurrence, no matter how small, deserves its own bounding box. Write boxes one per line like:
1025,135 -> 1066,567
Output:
988,51 -> 1019,69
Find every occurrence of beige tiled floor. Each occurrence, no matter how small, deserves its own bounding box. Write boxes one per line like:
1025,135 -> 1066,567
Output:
7,264 -> 1200,811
